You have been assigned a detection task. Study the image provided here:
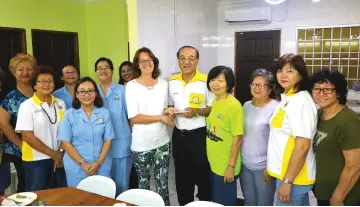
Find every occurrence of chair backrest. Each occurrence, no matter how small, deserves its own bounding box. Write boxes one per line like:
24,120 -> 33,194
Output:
116,189 -> 165,206
77,175 -> 116,198
185,201 -> 224,206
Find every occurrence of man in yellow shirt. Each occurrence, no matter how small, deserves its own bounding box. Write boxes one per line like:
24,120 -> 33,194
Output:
168,46 -> 214,205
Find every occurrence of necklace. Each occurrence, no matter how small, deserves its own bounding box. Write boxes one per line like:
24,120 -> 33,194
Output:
139,76 -> 155,90
41,104 -> 57,124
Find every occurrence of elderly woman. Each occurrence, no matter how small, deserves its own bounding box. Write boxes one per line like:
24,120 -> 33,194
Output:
267,54 -> 317,206
53,65 -> 79,109
15,66 -> 66,191
310,69 -> 360,206
118,61 -> 133,85
126,47 -> 173,205
206,66 -> 243,206
240,68 -> 278,206
59,77 -> 114,187
0,53 -> 37,192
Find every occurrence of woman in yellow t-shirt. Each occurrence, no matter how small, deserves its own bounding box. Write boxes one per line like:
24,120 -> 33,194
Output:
267,54 -> 317,206
206,66 -> 243,206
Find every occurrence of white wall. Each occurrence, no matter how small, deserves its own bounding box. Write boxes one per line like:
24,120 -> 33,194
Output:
217,0 -> 360,69
137,0 -> 218,78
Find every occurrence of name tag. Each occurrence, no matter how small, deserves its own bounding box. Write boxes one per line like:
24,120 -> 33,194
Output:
97,118 -> 103,124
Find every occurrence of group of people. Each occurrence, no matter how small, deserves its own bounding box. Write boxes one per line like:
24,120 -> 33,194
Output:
0,45 -> 359,206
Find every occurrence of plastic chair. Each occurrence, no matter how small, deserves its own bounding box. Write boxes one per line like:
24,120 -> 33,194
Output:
116,189 -> 165,206
77,175 -> 116,198
185,201 -> 224,206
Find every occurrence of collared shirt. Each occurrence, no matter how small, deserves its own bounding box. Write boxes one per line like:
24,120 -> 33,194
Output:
15,94 -> 66,162
0,89 -> 29,157
168,70 -> 214,130
53,86 -> 73,109
58,107 -> 115,173
267,90 -> 317,185
98,82 -> 131,158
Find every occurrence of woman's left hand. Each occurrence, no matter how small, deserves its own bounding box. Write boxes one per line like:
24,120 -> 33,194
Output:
224,166 -> 235,183
278,181 -> 292,204
87,162 -> 100,175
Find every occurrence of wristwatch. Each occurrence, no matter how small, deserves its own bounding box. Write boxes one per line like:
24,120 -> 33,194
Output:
283,178 -> 293,184
78,158 -> 84,166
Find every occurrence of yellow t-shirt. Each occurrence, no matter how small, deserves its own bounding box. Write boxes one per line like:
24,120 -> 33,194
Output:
267,90 -> 317,185
206,95 -> 244,176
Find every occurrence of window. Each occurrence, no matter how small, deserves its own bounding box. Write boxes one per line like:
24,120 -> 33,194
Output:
297,26 -> 360,89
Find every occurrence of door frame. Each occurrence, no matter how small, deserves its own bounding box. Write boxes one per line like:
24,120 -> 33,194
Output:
0,26 -> 27,53
31,29 -> 80,72
233,28 -> 281,98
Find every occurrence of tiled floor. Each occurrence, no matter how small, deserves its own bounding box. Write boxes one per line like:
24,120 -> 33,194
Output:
150,156 -> 318,206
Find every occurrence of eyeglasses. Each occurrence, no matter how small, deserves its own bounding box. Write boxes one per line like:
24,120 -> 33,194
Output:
179,58 -> 197,64
36,80 -> 54,85
312,88 -> 336,94
250,83 -> 267,89
63,71 -> 77,76
77,89 -> 96,96
96,67 -> 111,71
139,59 -> 153,65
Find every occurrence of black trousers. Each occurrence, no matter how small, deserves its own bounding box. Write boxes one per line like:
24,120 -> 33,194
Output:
128,164 -> 138,189
2,153 -> 25,193
172,127 -> 212,206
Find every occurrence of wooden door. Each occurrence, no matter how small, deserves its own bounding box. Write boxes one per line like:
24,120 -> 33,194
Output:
0,27 -> 26,99
32,29 -> 79,90
234,30 -> 281,105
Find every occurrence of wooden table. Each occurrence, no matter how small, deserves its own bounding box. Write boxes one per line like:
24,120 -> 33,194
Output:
1,187 -> 135,206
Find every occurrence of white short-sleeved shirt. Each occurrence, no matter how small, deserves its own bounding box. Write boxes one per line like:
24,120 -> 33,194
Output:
168,70 -> 214,130
15,94 -> 66,161
266,90 -> 317,185
126,79 -> 170,152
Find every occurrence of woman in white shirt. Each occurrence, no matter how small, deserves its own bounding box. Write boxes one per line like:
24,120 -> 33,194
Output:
126,47 -> 173,206
240,68 -> 278,206
15,66 -> 66,191
267,54 -> 317,206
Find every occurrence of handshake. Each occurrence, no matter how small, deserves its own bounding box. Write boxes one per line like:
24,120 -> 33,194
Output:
162,107 -> 199,127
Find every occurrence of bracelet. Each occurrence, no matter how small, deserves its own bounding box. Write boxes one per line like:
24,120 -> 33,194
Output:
228,165 -> 235,169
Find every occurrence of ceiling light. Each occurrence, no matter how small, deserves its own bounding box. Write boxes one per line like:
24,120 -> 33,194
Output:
265,0 -> 286,4
312,0 -> 321,2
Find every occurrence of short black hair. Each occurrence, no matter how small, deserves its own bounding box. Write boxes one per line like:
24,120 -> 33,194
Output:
31,65 -> 55,91
310,68 -> 348,104
207,66 -> 235,93
61,65 -> 78,77
176,45 -> 200,59
118,61 -> 133,85
72,77 -> 104,109
275,53 -> 311,96
95,57 -> 114,72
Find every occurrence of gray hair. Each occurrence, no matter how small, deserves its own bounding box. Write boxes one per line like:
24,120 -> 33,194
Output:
251,68 -> 275,89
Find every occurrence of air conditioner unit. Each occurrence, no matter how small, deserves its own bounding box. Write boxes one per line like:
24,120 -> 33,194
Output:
224,7 -> 271,24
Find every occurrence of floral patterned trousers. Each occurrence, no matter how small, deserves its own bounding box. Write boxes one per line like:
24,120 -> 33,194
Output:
133,142 -> 171,206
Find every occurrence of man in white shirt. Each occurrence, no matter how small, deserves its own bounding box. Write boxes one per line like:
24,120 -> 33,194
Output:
168,46 -> 213,205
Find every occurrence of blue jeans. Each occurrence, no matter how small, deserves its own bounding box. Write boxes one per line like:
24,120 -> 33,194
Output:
275,179 -> 313,206
0,162 -> 11,195
23,159 -> 54,191
211,172 -> 238,206
240,165 -> 276,205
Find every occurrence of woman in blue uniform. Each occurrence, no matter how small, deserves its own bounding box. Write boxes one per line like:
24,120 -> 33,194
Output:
58,77 -> 115,187
95,57 -> 132,196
